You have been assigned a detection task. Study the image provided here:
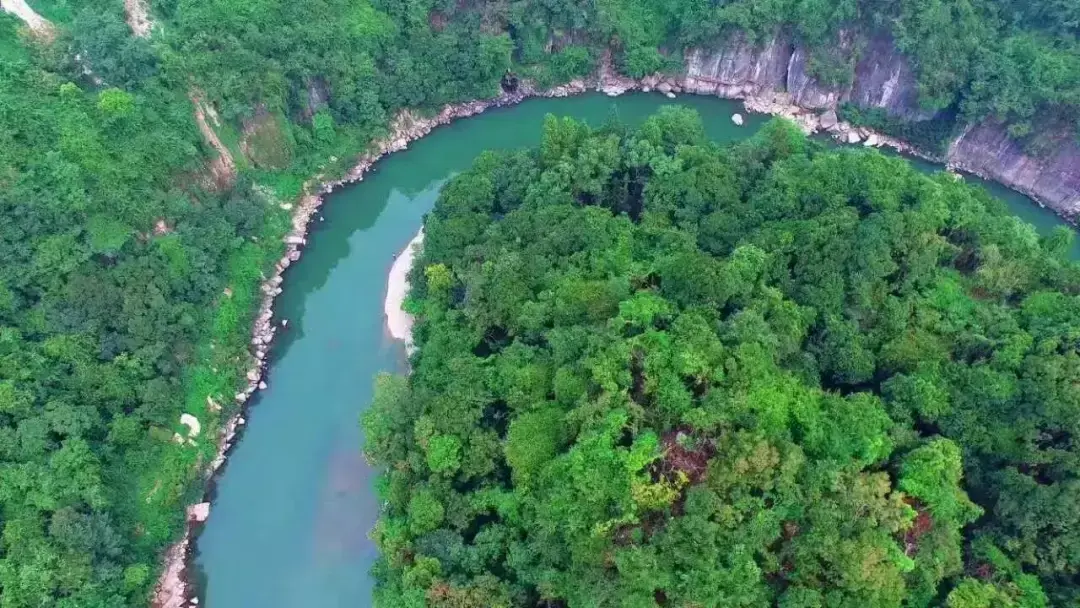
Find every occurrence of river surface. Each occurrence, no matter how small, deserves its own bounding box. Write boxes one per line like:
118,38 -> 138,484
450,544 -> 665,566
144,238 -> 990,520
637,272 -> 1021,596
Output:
193,92 -> 1078,608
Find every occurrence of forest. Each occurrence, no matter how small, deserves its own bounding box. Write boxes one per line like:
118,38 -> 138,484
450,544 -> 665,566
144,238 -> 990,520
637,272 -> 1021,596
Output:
0,0 -> 1078,605
365,111 -> 1080,606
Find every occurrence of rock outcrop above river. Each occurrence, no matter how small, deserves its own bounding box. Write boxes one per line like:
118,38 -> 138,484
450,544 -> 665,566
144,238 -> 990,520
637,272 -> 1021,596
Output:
948,123 -> 1080,218
681,31 -> 1080,219
683,32 -> 931,122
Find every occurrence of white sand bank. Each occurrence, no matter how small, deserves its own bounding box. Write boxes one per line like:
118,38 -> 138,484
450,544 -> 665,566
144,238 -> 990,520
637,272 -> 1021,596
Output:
385,228 -> 424,353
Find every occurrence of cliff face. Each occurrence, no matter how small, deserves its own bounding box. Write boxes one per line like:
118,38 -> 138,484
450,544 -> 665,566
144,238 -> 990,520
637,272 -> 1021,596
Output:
683,36 -> 790,99
949,124 -> 1080,218
681,32 -> 1080,220
849,35 -> 934,121
682,32 -> 927,120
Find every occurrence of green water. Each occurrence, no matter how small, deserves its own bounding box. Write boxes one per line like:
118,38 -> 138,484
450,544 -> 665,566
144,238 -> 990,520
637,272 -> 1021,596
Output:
193,93 -> 1077,608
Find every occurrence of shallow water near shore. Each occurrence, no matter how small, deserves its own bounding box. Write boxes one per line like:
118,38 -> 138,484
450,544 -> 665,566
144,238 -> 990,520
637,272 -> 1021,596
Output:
192,92 -> 1077,608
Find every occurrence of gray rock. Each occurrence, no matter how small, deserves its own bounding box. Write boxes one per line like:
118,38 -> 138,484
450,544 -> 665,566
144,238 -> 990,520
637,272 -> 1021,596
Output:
187,502 -> 210,523
682,33 -> 791,98
948,122 -> 1080,219
819,109 -> 839,130
851,34 -> 935,121
787,44 -> 849,109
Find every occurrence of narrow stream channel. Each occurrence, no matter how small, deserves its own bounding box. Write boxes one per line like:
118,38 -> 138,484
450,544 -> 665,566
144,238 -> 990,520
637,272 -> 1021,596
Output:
192,92 -> 1078,608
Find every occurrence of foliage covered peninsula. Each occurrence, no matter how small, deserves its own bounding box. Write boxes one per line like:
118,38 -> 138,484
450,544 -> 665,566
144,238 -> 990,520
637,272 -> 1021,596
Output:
365,110 -> 1080,607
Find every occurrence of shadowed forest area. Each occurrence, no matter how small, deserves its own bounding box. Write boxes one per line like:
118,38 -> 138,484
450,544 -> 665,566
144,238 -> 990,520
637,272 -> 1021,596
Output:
0,0 -> 1079,605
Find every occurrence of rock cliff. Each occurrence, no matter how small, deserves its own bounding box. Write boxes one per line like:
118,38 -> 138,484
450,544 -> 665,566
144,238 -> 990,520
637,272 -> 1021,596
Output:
949,124 -> 1080,218
680,32 -> 1080,220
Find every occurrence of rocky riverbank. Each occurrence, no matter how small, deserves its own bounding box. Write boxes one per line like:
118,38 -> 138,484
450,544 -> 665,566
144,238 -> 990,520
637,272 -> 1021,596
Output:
155,42 -> 1080,607
672,31 -> 1080,218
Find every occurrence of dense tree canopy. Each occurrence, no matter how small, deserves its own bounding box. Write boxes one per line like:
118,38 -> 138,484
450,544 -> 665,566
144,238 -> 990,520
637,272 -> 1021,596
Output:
365,111 -> 1080,606
2,0 -> 1080,604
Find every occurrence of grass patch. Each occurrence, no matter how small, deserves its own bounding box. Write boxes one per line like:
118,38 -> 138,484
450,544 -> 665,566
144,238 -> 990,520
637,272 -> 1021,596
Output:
242,111 -> 295,170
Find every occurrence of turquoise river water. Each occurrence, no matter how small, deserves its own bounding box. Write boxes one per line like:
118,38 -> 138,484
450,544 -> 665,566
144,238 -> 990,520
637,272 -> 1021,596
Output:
192,92 -> 1078,607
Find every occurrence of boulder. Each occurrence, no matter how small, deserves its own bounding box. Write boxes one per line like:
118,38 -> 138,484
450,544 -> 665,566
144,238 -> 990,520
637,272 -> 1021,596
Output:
187,502 -> 210,523
819,109 -> 839,131
732,113 -> 745,126
179,414 -> 201,438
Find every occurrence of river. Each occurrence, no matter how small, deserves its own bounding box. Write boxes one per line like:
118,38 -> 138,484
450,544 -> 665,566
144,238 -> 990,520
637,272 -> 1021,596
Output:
192,92 -> 1078,608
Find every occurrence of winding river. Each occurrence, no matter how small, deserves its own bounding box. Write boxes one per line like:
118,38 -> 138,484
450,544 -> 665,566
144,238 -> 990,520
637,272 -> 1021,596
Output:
192,92 -> 1079,608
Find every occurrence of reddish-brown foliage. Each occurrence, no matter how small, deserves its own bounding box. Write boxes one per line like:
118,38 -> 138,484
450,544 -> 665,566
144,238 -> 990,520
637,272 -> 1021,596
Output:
903,497 -> 934,556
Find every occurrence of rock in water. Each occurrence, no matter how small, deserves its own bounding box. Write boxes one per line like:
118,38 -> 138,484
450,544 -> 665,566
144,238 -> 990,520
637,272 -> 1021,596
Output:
732,113 -> 745,126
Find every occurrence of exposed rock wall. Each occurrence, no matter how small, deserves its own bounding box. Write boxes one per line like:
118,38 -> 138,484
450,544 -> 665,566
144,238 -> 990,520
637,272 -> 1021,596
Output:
786,45 -> 845,110
683,32 -> 926,120
949,124 -> 1080,219
682,35 -> 790,99
681,31 -> 1080,220
849,34 -> 933,121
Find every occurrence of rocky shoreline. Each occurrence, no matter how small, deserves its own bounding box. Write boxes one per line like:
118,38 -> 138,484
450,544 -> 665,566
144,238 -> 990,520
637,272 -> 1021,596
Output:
152,58 -> 1072,607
